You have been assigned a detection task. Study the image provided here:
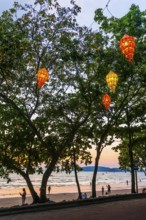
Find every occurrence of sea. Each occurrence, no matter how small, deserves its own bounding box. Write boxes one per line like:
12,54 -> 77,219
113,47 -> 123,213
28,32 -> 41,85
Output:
0,171 -> 146,198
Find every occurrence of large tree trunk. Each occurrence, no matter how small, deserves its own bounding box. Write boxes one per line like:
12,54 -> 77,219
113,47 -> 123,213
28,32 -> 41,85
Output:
40,156 -> 59,202
15,167 -> 40,204
23,174 -> 40,203
40,128 -> 83,202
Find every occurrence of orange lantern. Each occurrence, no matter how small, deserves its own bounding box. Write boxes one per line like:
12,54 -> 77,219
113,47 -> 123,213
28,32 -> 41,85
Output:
37,68 -> 50,89
102,94 -> 111,111
106,71 -> 118,93
119,34 -> 136,62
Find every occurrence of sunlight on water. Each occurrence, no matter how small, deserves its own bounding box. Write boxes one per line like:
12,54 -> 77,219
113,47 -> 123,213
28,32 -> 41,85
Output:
0,171 -> 146,197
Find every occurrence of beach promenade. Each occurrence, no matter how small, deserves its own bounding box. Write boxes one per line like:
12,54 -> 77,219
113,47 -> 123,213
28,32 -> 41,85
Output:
0,189 -> 146,219
0,197 -> 146,220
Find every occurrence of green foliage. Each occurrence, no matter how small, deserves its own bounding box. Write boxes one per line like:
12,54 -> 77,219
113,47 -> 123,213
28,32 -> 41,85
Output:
0,0 -> 103,202
0,0 -> 146,201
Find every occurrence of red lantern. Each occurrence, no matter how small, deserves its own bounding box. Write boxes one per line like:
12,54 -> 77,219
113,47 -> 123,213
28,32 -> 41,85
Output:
102,94 -> 111,111
119,34 -> 136,62
37,68 -> 50,89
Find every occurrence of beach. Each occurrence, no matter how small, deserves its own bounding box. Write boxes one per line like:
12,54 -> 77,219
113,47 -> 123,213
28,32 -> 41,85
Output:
0,172 -> 145,208
1,187 -> 146,220
0,188 -> 139,208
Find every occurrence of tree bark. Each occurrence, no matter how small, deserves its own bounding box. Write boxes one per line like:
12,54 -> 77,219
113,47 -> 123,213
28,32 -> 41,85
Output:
73,147 -> 82,199
92,148 -> 101,198
126,109 -> 136,193
13,166 -> 40,204
40,156 -> 59,202
22,173 -> 40,203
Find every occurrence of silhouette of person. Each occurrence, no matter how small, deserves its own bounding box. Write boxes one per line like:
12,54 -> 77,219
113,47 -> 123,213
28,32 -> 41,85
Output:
48,185 -> 51,194
101,186 -> 104,196
84,192 -> 87,199
126,180 -> 128,185
107,184 -> 111,194
19,188 -> 26,205
81,192 -> 87,199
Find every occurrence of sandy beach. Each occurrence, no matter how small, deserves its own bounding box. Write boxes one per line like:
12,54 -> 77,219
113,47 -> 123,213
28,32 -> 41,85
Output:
0,188 -> 138,208
0,187 -> 146,220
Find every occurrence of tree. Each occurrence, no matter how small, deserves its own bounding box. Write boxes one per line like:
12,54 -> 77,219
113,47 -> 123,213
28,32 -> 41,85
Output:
94,4 -> 146,194
0,0 -> 100,203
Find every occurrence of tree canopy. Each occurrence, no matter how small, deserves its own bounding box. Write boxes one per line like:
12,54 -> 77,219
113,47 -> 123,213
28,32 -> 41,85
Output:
0,1 -> 146,202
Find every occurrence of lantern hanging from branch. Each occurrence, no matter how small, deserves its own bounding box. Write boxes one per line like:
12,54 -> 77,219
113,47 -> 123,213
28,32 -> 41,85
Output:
37,68 -> 50,89
119,34 -> 136,62
102,94 -> 111,111
106,70 -> 118,93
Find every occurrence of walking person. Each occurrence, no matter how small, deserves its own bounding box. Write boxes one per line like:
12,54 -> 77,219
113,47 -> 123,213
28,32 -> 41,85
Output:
19,188 -> 26,205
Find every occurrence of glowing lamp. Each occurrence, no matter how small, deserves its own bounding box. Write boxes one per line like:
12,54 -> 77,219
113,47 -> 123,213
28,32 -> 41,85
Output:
106,71 -> 118,93
37,68 -> 50,89
119,34 -> 136,62
102,94 -> 111,111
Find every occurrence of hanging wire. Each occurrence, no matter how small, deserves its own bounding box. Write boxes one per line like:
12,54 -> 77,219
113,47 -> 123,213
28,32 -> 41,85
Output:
103,0 -> 111,11
88,21 -> 95,30
82,0 -> 113,32
87,0 -> 114,31
103,0 -> 114,17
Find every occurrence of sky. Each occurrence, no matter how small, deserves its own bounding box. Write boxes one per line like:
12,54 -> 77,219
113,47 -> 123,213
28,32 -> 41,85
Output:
0,0 -> 145,167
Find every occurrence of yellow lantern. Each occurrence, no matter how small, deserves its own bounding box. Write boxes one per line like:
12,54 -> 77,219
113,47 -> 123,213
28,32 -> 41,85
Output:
106,71 -> 118,93
102,94 -> 111,111
119,34 -> 136,62
37,68 -> 50,89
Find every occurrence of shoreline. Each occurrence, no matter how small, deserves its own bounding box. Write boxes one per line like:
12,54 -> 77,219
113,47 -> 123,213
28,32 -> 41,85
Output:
0,183 -> 133,198
0,188 -> 143,208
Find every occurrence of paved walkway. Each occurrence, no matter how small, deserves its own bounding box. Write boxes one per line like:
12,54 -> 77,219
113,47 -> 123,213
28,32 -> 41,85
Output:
1,198 -> 146,220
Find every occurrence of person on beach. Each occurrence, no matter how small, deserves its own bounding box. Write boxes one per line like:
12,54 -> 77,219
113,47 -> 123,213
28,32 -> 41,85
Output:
107,184 -> 111,195
84,192 -> 87,199
48,185 -> 51,194
81,192 -> 87,199
126,180 -> 128,185
19,188 -> 26,205
101,186 -> 104,196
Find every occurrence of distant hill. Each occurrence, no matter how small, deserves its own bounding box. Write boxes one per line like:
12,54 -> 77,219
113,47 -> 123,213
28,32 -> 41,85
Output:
81,166 -> 124,172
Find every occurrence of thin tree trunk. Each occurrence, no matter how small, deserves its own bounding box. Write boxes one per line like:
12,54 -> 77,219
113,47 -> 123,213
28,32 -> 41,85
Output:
126,109 -> 136,193
92,148 -> 100,198
73,147 -> 82,199
128,141 -> 136,193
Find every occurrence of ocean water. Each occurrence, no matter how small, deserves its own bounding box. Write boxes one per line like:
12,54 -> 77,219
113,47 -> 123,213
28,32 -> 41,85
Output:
0,171 -> 146,197
1,171 -> 146,189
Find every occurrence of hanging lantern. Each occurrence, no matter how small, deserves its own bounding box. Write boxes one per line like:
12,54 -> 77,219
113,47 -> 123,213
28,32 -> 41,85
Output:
106,71 -> 118,93
37,68 -> 50,89
119,34 -> 136,62
102,94 -> 111,111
